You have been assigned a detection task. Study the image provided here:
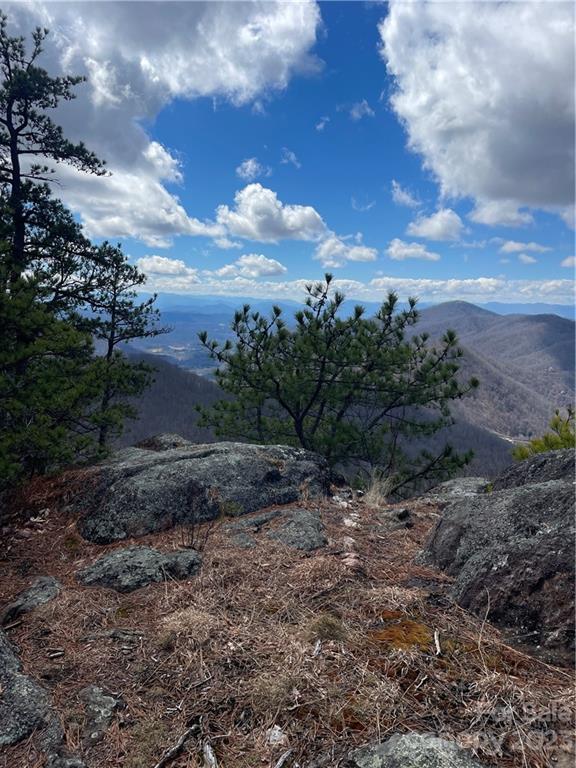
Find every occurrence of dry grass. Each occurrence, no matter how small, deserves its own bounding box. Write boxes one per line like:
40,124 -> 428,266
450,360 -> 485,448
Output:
0,489 -> 574,768
362,472 -> 396,509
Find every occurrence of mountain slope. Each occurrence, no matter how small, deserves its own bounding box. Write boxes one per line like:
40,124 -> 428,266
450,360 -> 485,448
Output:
116,353 -> 222,447
417,302 -> 575,438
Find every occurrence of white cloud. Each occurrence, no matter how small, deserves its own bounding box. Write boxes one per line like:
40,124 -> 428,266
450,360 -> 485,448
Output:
280,147 -> 301,169
380,2 -> 575,223
213,237 -> 242,250
58,163 -> 223,248
143,141 -> 183,183
236,158 -> 272,181
138,273 -> 575,305
315,115 -> 330,132
314,233 -> 378,268
6,2 -> 321,245
499,240 -> 551,254
518,253 -> 537,265
407,208 -> 464,241
560,256 -> 575,268
469,201 -> 534,228
215,183 -> 326,243
391,180 -> 419,208
212,254 -> 287,279
387,238 -> 440,262
350,100 -> 375,121
351,197 -> 376,212
136,255 -> 198,279
561,207 -> 575,229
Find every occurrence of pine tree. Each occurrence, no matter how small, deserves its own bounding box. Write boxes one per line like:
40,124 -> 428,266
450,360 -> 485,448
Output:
87,243 -> 168,450
0,15 -> 161,487
512,406 -> 575,460
0,12 -> 104,288
199,275 -> 479,497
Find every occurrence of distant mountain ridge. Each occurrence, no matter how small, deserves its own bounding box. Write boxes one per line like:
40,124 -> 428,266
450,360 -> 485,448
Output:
121,299 -> 575,478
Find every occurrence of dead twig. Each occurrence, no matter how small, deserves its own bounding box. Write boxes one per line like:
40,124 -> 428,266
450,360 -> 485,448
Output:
152,724 -> 200,768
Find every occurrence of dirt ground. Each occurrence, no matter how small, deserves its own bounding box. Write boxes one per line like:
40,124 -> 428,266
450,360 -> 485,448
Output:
1,481 -> 574,768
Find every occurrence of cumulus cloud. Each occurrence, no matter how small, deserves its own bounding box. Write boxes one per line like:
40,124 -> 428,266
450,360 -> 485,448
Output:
136,255 -> 198,279
499,241 -> 551,254
212,254 -> 287,279
315,115 -> 330,132
380,2 -> 575,223
387,238 -> 440,262
518,253 -> 537,265
138,272 -> 575,305
468,201 -> 534,228
5,2 -> 321,245
407,208 -> 463,241
314,233 -> 378,268
58,163 -> 223,248
350,100 -> 375,121
561,256 -> 575,268
215,183 -> 326,242
280,147 -> 302,169
391,180 -> 419,208
236,158 -> 272,181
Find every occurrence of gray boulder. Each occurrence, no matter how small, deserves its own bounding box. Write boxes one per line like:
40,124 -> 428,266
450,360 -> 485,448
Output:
1,576 -> 61,626
79,685 -> 124,747
75,440 -> 330,543
421,477 -> 489,505
491,448 -> 575,491
421,479 -> 575,652
77,546 -> 202,593
225,509 -> 282,548
347,733 -> 487,767
0,629 -> 52,746
267,509 -> 327,551
0,631 -> 85,765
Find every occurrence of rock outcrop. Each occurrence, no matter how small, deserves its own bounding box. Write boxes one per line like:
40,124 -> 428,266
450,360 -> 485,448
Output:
0,630 -> 85,765
421,450 -> 575,654
78,685 -> 124,748
0,629 -> 52,746
75,438 -> 330,543
266,508 -> 327,551
77,546 -> 202,593
347,733 -> 487,767
421,476 -> 489,505
225,510 -> 282,548
490,448 -> 574,491
1,576 -> 61,626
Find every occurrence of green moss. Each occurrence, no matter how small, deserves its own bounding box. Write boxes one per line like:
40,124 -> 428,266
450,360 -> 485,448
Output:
125,721 -> 170,768
219,499 -> 244,517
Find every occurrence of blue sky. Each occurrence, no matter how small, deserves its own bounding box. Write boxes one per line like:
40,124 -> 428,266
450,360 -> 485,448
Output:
8,1 -> 576,304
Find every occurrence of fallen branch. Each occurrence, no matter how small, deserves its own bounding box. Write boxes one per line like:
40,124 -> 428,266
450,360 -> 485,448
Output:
274,749 -> 293,768
152,724 -> 200,768
433,629 -> 441,656
203,740 -> 219,767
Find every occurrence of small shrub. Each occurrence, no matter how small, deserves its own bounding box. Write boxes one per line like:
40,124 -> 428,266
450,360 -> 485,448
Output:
513,406 -> 575,460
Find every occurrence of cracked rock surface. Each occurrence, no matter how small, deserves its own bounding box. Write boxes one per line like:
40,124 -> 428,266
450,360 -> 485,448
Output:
77,546 -> 202,593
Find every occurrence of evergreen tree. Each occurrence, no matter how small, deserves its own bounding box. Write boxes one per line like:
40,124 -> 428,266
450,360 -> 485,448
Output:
87,242 -> 168,450
199,275 -> 479,497
0,12 -> 104,288
512,406 -> 575,460
0,15 -> 161,487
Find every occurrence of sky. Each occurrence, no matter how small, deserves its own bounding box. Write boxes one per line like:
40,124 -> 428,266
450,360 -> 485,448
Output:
6,1 -> 576,305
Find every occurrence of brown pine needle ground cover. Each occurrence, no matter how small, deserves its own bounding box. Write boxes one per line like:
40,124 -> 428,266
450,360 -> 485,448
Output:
1,483 -> 574,768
